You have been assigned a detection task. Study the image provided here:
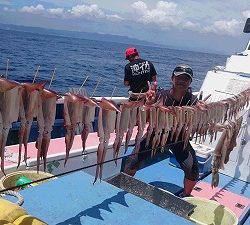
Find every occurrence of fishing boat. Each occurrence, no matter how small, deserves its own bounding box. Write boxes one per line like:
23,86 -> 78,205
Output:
0,19 -> 249,225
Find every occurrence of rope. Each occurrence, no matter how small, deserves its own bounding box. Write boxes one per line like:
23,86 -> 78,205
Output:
0,140 -> 183,193
0,190 -> 24,206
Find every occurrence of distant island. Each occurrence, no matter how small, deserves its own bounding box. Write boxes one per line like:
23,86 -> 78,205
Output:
0,23 -> 225,55
0,23 -> 164,47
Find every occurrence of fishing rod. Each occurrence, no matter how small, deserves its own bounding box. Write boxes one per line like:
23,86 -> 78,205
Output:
5,58 -> 9,79
48,68 -> 56,90
32,65 -> 40,83
77,75 -> 89,94
110,86 -> 117,100
91,77 -> 101,98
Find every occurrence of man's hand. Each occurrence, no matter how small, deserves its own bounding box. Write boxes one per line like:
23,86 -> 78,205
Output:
146,81 -> 157,104
196,100 -> 207,109
124,80 -> 129,86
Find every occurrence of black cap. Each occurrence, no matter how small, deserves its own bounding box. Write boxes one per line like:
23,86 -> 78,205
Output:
172,64 -> 193,80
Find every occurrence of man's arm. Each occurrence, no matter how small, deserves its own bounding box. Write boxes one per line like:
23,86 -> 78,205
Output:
124,80 -> 130,86
152,75 -> 157,82
124,65 -> 131,87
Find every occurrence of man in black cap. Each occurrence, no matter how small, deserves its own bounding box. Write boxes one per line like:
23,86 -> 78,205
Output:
124,64 -> 203,197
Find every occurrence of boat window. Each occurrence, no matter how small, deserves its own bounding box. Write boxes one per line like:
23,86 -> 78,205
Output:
243,18 -> 250,33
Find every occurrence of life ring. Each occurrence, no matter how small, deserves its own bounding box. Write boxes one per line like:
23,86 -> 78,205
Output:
0,190 -> 24,206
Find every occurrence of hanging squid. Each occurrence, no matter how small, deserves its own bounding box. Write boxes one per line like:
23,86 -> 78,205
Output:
94,98 -> 119,184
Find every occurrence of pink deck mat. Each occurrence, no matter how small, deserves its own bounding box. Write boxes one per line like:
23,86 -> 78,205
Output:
191,181 -> 250,219
4,127 -> 140,168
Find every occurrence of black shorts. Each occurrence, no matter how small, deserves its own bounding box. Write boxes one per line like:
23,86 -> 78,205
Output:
136,131 -> 199,181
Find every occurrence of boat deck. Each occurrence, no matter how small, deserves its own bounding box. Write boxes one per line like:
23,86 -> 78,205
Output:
20,171 -> 193,225
132,156 -> 250,224
2,131 -> 249,224
17,153 -> 250,225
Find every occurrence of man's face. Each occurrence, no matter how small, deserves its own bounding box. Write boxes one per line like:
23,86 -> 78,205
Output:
172,74 -> 192,90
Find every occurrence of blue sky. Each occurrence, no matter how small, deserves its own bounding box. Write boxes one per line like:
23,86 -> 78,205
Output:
0,0 -> 249,54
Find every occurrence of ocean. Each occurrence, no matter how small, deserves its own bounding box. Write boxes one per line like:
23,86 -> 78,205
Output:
0,28 -> 227,96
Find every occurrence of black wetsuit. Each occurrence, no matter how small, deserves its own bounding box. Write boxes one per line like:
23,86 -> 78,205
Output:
125,88 -> 199,181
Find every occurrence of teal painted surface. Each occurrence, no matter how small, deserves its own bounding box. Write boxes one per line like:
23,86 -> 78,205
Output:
135,158 -> 185,194
244,216 -> 250,225
20,171 -> 193,225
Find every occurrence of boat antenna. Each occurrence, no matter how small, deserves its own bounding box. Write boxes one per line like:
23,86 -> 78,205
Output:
48,68 -> 56,90
91,77 -> 101,97
77,75 -> 89,94
32,65 -> 40,83
110,86 -> 117,100
5,58 -> 9,79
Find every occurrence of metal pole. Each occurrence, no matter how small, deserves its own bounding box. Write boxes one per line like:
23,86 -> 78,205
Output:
48,68 -> 56,90
110,86 -> 117,100
77,75 -> 89,94
91,77 -> 101,97
5,59 -> 9,79
32,65 -> 40,83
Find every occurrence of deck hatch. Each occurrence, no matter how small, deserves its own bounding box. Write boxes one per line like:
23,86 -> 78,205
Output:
107,172 -> 196,218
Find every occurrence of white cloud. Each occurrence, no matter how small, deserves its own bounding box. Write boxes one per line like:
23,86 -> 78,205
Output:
106,14 -> 124,21
16,3 -> 124,22
242,10 -> 250,18
132,1 -> 183,27
203,19 -> 241,36
130,1 -> 243,36
48,8 -> 64,16
69,4 -> 105,18
132,1 -> 148,15
20,4 -> 45,14
67,4 -> 124,21
183,21 -> 201,31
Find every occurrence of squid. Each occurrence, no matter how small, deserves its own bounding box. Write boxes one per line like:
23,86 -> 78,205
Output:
151,107 -> 166,153
113,104 -> 130,163
63,93 -> 84,165
35,89 -> 58,171
77,94 -> 98,153
0,78 -> 21,174
18,81 -> 46,167
157,106 -> 174,152
124,100 -> 144,152
144,97 -> 163,148
94,98 -> 119,184
224,117 -> 243,164
211,126 -> 228,188
134,106 -> 147,157
145,107 -> 157,148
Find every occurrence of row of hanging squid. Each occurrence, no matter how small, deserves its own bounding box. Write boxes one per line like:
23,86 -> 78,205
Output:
0,77 -> 249,187
93,88 -> 250,184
